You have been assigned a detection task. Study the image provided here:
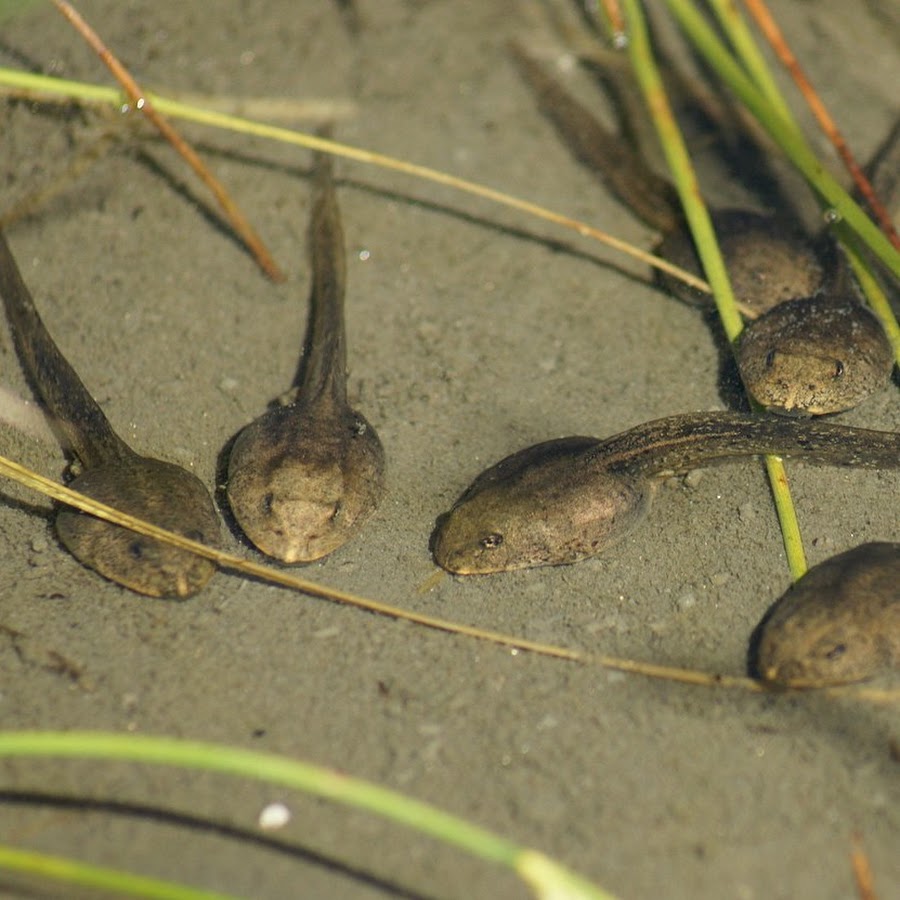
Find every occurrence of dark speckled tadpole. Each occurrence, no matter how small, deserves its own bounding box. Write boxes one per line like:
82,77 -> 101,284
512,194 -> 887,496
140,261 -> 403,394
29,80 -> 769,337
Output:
508,42 -> 894,416
432,412 -> 900,575
754,542 -> 900,687
0,232 -> 220,598
225,140 -> 385,563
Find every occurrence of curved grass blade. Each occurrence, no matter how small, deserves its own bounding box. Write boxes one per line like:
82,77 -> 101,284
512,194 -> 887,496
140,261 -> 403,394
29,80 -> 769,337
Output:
0,730 -> 620,900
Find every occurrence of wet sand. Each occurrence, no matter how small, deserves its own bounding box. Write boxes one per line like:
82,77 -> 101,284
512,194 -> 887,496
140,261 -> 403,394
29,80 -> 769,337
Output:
0,2 -> 897,898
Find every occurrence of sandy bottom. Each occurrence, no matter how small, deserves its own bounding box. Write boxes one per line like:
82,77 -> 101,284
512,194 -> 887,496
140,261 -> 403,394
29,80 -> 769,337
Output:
0,2 -> 897,898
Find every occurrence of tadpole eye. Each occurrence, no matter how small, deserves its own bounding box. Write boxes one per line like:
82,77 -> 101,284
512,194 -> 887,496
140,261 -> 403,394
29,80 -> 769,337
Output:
765,349 -> 777,368
825,643 -> 846,661
832,360 -> 845,378
128,540 -> 144,560
480,533 -> 504,550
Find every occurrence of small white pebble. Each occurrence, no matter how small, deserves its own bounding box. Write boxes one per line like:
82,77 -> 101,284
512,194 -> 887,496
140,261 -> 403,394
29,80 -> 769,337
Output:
258,802 -> 291,831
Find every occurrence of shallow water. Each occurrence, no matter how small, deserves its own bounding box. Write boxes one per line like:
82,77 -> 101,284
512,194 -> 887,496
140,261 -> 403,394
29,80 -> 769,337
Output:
0,2 -> 897,898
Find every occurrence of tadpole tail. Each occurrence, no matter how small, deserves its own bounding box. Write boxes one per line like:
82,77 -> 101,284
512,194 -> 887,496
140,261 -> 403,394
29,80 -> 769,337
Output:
861,117 -> 900,216
292,123 -> 349,407
508,40 -> 681,233
592,411 -> 900,478
0,231 -> 131,468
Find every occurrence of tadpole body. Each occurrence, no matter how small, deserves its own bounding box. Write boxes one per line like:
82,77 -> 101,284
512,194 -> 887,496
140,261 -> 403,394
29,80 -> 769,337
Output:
226,142 -> 385,563
0,233 -> 220,598
432,412 -> 900,574
754,542 -> 900,687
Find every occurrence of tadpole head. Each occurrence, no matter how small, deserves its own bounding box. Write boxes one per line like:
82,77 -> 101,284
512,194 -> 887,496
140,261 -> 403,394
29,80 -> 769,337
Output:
430,499 -> 534,575
753,542 -> 899,688
754,586 -> 883,688
737,295 -> 893,416
226,405 -> 385,564
756,623 -> 880,688
55,457 -> 221,599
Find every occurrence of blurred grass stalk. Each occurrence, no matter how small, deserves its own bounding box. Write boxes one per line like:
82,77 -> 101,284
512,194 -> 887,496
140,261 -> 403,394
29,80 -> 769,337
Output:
0,731 -> 619,900
0,843 -> 235,900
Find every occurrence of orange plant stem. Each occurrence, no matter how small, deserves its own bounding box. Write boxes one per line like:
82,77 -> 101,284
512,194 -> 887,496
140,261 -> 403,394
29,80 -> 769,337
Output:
849,831 -> 878,900
51,0 -> 285,281
600,0 -> 626,41
743,0 -> 900,249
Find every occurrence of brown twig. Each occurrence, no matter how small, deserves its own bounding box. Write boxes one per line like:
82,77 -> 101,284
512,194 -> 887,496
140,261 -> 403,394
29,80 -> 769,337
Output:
50,0 -> 286,281
850,831 -> 878,900
600,0 -> 627,45
742,0 -> 900,250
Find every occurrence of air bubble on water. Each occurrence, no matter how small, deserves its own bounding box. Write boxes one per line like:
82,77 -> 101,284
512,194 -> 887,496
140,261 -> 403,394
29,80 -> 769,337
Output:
612,31 -> 629,50
823,208 -> 842,224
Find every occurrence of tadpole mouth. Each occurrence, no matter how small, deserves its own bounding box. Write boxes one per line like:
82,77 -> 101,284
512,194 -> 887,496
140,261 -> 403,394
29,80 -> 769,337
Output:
758,664 -> 868,690
765,403 -> 812,419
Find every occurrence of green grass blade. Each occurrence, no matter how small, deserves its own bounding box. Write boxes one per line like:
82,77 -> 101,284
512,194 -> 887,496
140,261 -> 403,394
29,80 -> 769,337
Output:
839,227 -> 900,362
622,0 -> 742,339
762,457 -> 807,579
705,0 -> 793,120
0,843 -> 237,900
0,731 -> 619,900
